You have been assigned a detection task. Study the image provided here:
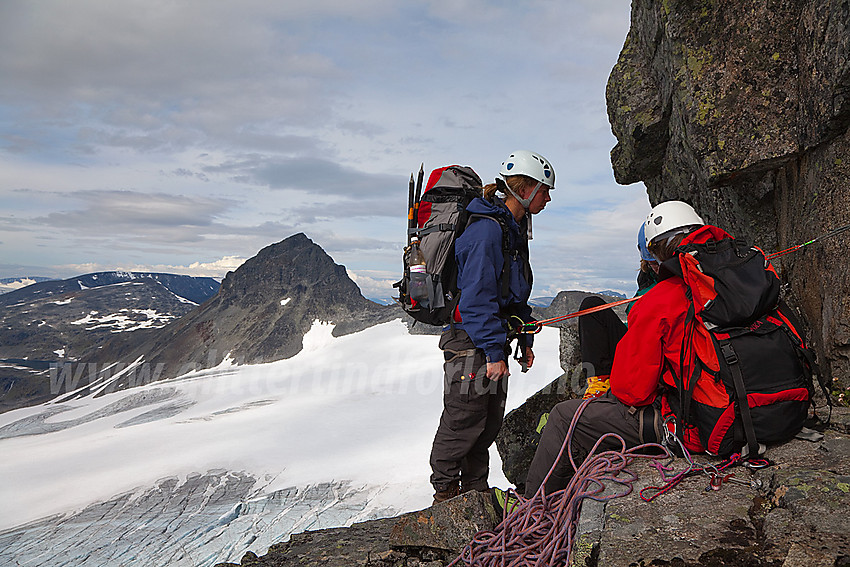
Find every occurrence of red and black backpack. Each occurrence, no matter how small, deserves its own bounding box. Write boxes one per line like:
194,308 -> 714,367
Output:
660,225 -> 830,457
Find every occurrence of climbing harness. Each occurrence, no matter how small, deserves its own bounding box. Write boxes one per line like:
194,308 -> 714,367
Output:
449,399 -> 670,567
513,222 -> 850,336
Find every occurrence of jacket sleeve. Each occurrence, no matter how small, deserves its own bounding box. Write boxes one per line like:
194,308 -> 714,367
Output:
609,288 -> 669,407
455,218 -> 509,363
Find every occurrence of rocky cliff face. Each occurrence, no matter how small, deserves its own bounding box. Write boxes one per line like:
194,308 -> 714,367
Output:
94,233 -> 397,386
607,0 -> 850,388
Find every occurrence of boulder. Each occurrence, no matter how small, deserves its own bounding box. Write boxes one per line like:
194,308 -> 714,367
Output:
389,490 -> 497,556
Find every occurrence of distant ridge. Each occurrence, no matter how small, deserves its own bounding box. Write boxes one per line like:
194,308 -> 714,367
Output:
528,296 -> 555,308
0,271 -> 219,307
0,276 -> 54,295
597,289 -> 627,299
0,271 -> 222,413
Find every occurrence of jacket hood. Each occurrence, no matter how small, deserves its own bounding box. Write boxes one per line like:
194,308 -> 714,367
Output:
681,225 -> 733,245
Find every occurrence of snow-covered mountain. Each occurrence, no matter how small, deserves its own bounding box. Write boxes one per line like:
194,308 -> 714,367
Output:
0,272 -> 220,413
0,271 -> 219,308
0,319 -> 563,567
89,234 -> 398,389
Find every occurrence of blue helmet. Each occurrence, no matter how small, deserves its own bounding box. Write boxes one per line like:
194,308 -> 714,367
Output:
637,223 -> 655,262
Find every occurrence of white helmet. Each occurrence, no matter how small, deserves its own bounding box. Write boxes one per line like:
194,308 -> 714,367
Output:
499,150 -> 555,188
644,201 -> 705,246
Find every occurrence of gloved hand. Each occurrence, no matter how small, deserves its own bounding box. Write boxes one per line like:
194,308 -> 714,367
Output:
583,375 -> 610,399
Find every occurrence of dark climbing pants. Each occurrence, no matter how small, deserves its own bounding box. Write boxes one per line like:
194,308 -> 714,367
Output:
430,329 -> 508,493
524,392 -> 661,496
578,295 -> 627,379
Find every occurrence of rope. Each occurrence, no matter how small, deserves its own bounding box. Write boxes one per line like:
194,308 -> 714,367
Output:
766,222 -> 850,261
639,426 -> 741,502
517,296 -> 639,334
448,398 -> 670,567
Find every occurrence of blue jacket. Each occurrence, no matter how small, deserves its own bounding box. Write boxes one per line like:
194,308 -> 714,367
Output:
453,197 -> 534,363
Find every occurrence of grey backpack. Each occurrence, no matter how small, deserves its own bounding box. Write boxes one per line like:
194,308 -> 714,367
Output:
395,165 -> 506,326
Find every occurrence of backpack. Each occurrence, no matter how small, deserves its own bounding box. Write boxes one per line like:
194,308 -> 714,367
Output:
660,225 -> 830,457
394,165 -> 513,326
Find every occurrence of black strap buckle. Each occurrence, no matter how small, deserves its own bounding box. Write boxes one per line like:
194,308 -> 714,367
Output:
720,343 -> 739,365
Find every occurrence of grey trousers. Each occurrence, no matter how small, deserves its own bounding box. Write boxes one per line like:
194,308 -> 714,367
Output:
524,392 -> 661,496
429,329 -> 508,493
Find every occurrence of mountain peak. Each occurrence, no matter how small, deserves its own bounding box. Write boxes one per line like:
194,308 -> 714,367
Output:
219,233 -> 363,307
96,233 -> 396,383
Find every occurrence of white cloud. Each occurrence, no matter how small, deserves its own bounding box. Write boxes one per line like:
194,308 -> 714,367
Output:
180,256 -> 247,277
0,0 -> 643,298
346,269 -> 400,300
55,256 -> 246,279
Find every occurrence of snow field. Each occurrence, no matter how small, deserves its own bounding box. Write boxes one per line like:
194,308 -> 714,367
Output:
0,318 -> 563,533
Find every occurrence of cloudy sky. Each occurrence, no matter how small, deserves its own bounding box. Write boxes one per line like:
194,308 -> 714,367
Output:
0,0 -> 650,299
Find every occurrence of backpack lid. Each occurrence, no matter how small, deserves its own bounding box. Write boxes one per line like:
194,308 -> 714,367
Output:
673,225 -> 780,327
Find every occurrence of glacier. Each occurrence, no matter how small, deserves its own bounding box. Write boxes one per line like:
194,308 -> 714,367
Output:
0,319 -> 563,567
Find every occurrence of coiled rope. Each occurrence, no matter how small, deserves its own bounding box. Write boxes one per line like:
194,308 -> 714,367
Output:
448,398 -> 670,567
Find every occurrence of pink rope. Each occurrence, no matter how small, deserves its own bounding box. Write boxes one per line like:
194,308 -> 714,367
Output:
448,398 -> 670,567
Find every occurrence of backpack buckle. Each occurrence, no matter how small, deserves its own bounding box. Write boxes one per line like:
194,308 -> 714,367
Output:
720,343 -> 739,365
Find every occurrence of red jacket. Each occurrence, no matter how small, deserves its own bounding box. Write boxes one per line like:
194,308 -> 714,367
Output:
608,275 -> 689,407
609,226 -> 734,451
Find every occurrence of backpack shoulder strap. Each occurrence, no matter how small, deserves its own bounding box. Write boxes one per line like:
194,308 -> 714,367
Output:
718,338 -> 762,457
467,213 -> 514,300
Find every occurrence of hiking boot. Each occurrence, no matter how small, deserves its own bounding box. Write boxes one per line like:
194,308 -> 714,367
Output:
432,482 -> 460,505
490,487 -> 520,517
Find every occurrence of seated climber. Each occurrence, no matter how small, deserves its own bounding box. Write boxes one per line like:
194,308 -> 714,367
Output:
523,200 -> 814,496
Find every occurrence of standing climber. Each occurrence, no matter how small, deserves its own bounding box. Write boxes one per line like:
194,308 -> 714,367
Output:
429,150 -> 555,503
